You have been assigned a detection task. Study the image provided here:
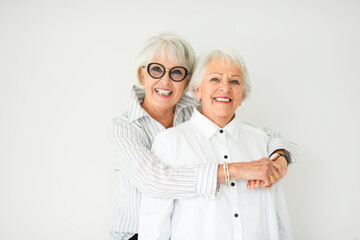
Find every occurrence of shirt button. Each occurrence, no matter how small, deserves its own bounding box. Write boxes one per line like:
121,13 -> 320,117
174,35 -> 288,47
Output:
231,182 -> 235,186
219,129 -> 223,133
234,213 -> 239,218
224,155 -> 228,159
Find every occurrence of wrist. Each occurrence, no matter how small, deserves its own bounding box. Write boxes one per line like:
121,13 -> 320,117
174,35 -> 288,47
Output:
275,156 -> 287,168
228,162 -> 246,181
270,151 -> 289,166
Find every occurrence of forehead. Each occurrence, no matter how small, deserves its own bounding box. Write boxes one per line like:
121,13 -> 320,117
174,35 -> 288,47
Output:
205,58 -> 243,76
149,50 -> 186,68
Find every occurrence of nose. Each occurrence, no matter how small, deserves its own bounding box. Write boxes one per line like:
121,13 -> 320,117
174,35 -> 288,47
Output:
220,77 -> 231,92
159,71 -> 172,86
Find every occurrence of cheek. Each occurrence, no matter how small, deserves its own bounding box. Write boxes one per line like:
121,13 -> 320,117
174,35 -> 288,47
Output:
175,84 -> 186,94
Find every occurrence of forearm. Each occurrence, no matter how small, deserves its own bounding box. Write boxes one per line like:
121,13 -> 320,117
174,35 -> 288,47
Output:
217,162 -> 246,184
112,119 -> 218,198
217,158 -> 282,187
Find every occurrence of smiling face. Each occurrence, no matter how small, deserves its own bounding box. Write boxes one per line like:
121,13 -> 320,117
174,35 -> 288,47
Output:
195,58 -> 244,127
140,54 -> 189,114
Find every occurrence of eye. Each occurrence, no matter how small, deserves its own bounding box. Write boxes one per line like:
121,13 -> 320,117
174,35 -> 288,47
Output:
151,66 -> 163,73
210,77 -> 219,82
172,69 -> 181,75
230,80 -> 240,84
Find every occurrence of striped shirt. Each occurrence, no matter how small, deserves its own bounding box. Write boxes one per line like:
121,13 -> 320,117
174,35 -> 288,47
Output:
110,86 -> 297,240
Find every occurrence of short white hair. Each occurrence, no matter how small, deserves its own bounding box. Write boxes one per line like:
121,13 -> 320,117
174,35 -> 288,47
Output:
188,49 -> 251,100
135,33 -> 196,88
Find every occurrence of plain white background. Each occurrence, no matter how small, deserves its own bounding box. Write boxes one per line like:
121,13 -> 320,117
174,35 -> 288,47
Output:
1,0 -> 359,239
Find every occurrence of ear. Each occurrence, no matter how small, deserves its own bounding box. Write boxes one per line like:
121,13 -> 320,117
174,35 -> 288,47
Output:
194,87 -> 202,100
138,67 -> 145,85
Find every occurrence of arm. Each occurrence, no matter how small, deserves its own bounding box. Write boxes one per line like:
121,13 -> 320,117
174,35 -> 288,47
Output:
265,129 -> 297,188
112,117 -> 218,198
264,128 -> 297,164
246,129 -> 297,189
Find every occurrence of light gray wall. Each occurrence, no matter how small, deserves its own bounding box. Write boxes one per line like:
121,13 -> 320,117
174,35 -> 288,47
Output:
1,0 -> 359,239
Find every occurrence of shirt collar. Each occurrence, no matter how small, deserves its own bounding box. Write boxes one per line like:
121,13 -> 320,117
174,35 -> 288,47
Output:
191,108 -> 239,142
128,85 -> 197,123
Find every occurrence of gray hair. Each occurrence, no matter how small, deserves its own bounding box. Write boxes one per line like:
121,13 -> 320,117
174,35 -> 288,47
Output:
135,33 -> 196,88
188,49 -> 251,100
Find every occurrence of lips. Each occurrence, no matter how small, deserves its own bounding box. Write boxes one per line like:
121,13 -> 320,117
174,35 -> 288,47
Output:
214,97 -> 231,102
155,88 -> 173,96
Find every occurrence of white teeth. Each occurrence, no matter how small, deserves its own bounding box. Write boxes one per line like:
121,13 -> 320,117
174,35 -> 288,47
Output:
155,88 -> 172,96
214,97 -> 231,102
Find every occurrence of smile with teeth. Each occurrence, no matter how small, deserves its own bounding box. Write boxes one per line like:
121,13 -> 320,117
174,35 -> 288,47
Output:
155,88 -> 173,96
214,97 -> 231,102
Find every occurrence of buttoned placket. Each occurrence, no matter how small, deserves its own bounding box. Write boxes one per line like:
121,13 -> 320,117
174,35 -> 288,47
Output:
218,128 -> 243,240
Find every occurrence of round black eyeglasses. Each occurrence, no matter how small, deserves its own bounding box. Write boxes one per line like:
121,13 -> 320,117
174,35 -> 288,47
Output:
144,63 -> 188,82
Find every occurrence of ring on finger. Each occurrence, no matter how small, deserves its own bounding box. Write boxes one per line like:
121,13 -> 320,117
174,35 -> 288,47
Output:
269,174 -> 276,182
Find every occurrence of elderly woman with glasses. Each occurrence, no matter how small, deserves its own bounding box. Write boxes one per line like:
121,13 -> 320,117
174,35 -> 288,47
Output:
138,49 -> 292,240
111,34 -> 296,240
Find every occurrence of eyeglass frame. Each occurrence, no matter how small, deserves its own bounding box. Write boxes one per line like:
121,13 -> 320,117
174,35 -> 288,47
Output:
143,62 -> 189,82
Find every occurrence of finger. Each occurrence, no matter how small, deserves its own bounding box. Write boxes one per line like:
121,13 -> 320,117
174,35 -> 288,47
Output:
263,176 -> 271,186
271,161 -> 282,175
265,184 -> 273,190
269,173 -> 276,183
254,180 -> 261,189
270,164 -> 281,181
250,180 -> 255,189
247,180 -> 255,189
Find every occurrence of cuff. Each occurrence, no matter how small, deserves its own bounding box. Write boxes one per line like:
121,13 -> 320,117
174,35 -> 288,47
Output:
264,127 -> 297,164
194,162 -> 219,198
268,138 -> 298,164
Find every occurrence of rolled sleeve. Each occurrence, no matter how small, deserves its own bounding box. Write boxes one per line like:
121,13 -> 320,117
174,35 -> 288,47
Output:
194,162 -> 219,199
264,128 -> 298,164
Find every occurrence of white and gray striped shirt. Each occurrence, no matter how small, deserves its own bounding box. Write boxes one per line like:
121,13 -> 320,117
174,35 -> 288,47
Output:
110,86 -> 297,240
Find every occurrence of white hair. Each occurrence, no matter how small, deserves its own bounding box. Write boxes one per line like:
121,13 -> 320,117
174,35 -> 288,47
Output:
135,33 -> 196,88
188,49 -> 251,100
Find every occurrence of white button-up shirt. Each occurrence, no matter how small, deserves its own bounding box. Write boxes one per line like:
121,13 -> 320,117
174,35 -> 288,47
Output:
111,86 -> 297,240
138,109 -> 292,240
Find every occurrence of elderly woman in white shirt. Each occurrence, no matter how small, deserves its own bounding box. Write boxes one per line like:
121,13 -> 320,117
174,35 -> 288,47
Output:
138,49 -> 292,240
111,34 -> 296,240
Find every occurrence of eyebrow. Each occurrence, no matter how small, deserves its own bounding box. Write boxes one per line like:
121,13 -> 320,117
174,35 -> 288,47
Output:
209,73 -> 242,78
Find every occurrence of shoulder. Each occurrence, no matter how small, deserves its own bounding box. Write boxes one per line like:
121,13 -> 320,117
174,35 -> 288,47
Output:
112,111 -> 145,139
238,121 -> 269,139
112,111 -> 130,124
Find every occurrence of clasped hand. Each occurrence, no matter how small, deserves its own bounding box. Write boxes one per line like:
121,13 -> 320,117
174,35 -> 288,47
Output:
238,156 -> 287,190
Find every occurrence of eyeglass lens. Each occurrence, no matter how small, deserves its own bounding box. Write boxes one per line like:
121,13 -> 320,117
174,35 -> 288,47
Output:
148,63 -> 187,81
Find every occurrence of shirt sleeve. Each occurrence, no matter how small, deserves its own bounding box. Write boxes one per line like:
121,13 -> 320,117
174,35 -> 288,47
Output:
263,128 -> 298,164
111,117 -> 218,198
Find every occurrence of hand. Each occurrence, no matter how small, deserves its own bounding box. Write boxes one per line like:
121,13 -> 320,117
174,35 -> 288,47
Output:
247,154 -> 288,189
231,158 -> 282,187
269,154 -> 288,185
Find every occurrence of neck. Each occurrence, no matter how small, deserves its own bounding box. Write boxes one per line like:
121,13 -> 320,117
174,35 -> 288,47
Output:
141,98 -> 174,129
202,111 -> 235,128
